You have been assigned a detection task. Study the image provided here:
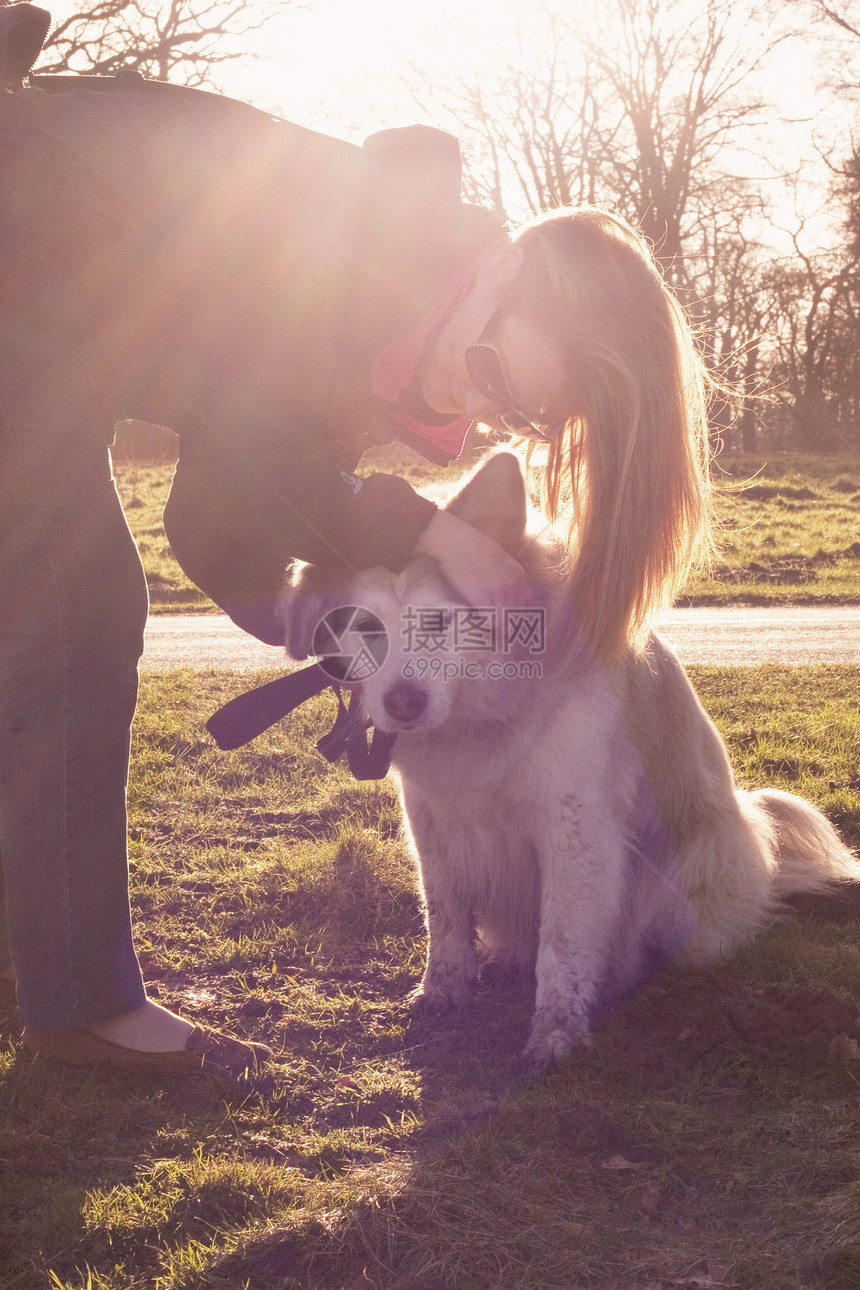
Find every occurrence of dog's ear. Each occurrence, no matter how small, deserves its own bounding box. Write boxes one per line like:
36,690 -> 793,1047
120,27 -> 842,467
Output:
279,561 -> 349,661
445,451 -> 528,552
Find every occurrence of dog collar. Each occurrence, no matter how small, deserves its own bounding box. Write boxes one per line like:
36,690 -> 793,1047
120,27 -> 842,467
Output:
206,663 -> 396,780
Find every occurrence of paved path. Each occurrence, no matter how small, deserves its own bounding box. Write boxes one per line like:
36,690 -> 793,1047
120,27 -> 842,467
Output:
655,606 -> 860,666
141,606 -> 860,670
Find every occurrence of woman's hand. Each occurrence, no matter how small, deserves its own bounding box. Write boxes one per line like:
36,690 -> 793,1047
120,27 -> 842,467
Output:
413,509 -> 525,606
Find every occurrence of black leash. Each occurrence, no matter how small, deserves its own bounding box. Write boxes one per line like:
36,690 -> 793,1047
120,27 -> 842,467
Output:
206,664 -> 396,780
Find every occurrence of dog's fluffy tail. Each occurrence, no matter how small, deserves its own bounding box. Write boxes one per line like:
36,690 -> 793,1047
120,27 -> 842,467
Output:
743,788 -> 859,898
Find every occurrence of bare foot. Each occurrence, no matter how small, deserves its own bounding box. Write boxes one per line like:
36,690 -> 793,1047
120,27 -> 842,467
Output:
84,999 -> 195,1052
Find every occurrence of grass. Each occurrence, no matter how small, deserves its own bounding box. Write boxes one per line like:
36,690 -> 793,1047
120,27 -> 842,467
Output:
2,664 -> 859,1289
686,453 -> 860,605
115,463 -> 205,612
114,451 -> 860,613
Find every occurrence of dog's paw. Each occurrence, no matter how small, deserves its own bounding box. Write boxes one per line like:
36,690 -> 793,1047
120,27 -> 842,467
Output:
409,969 -> 474,1015
520,1013 -> 593,1075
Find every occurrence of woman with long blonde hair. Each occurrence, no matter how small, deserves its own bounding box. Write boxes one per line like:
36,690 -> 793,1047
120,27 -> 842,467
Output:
417,204 -> 713,663
515,206 -> 713,660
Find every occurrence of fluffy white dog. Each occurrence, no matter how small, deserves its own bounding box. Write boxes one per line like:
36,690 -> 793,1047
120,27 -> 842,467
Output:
282,453 -> 858,1073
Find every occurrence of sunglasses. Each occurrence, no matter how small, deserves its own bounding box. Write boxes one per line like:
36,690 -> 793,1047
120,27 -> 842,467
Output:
464,310 -> 565,444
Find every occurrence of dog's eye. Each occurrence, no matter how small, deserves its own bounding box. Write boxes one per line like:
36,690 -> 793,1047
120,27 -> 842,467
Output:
354,614 -> 384,635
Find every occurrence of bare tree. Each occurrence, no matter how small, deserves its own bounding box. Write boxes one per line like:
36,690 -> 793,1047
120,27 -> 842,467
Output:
782,0 -> 860,121
22,0 -> 284,87
844,150 -> 860,254
765,216 -> 860,449
803,0 -> 860,39
406,1 -> 788,289
573,0 -> 789,295
403,0 -> 800,449
691,192 -> 776,451
767,0 -> 860,446
405,14 -> 613,219
799,1 -> 860,252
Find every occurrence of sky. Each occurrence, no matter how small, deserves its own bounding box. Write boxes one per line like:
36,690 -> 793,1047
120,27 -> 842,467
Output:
41,0 -> 830,139
224,0 -> 561,137
228,0 -> 846,247
40,0 -> 850,242
228,1 -> 829,142
43,0 -> 544,137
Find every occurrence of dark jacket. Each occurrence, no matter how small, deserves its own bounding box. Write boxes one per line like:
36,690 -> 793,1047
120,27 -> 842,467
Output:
0,76 -> 505,640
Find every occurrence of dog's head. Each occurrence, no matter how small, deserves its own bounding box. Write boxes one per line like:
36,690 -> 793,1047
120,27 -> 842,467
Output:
281,451 -> 556,734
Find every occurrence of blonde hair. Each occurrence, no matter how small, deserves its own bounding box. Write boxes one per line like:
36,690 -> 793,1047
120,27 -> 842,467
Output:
510,206 -> 714,662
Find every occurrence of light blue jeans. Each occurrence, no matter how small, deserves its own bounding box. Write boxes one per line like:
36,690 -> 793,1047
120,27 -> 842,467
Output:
0,424 -> 148,1029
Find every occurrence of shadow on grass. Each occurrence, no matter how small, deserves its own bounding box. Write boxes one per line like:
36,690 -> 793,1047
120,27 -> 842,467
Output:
5,885 -> 860,1290
185,890 -> 860,1290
